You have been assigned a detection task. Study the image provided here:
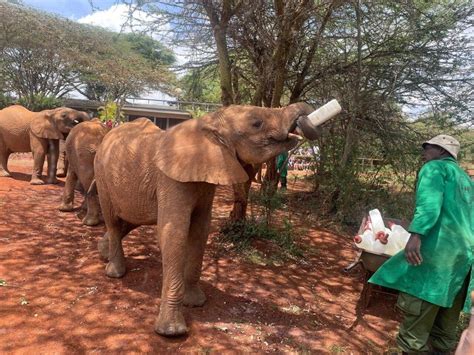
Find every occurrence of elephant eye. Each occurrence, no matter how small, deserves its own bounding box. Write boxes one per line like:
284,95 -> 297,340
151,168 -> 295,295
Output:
252,119 -> 263,129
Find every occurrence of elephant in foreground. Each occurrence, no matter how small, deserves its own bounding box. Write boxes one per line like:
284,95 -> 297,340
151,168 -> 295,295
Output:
93,103 -> 314,336
0,105 -> 90,184
59,118 -> 111,226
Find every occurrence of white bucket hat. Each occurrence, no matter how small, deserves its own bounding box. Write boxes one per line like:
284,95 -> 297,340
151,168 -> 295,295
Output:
422,134 -> 460,159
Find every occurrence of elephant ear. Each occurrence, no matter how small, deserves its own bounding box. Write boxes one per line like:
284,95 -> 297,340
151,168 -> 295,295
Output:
30,112 -> 63,139
156,116 -> 249,185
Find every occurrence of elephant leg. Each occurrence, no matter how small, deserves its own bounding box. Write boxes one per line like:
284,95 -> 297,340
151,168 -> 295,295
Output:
57,141 -> 67,177
45,139 -> 59,184
154,204 -> 192,337
104,219 -> 136,278
30,136 -> 47,185
0,144 -> 11,177
82,173 -> 101,226
83,195 -> 101,226
98,232 -> 110,261
58,169 -> 78,212
183,194 -> 214,308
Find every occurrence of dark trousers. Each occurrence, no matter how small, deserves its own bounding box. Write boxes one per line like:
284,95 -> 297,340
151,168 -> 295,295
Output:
396,277 -> 469,353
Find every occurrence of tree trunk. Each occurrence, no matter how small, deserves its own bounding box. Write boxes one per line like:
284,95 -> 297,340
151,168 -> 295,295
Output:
214,24 -> 234,106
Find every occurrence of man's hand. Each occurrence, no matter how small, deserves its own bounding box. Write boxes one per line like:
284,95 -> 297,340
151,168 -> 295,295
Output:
405,234 -> 423,266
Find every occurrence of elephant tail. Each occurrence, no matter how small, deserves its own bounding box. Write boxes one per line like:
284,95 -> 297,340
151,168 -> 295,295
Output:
87,179 -> 97,196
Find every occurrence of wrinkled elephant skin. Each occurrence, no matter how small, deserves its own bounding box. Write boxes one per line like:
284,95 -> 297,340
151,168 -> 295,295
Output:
59,118 -> 111,226
93,103 -> 314,336
0,105 -> 90,184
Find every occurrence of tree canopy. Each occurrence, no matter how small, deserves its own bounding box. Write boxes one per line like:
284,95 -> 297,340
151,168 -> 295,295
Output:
131,0 -> 472,222
0,2 -> 177,108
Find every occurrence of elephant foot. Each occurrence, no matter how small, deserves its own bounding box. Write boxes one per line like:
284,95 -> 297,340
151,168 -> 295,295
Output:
58,203 -> 74,212
0,170 -> 11,177
83,215 -> 101,226
183,285 -> 206,307
105,260 -> 126,278
45,177 -> 59,184
30,178 -> 44,185
98,236 -> 109,261
154,309 -> 188,337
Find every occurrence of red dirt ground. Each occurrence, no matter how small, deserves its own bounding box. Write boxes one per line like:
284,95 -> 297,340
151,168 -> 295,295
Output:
0,156 -> 400,353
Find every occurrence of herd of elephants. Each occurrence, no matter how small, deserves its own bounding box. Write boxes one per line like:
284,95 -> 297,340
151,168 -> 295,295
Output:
0,102 -> 315,336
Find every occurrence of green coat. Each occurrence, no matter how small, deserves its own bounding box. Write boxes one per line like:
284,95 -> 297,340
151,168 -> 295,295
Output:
276,152 -> 289,178
369,157 -> 474,310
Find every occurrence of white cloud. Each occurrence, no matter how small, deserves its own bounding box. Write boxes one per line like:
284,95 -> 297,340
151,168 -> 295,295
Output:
78,4 -> 146,33
77,4 -> 188,66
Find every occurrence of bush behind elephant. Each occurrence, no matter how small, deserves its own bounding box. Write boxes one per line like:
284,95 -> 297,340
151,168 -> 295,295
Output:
93,103 -> 314,336
59,118 -> 111,226
0,105 -> 90,184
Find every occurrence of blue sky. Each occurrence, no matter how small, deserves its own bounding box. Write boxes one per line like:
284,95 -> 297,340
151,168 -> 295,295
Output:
22,0 -> 117,19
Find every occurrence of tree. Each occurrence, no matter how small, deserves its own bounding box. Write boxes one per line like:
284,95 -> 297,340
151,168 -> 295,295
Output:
0,2 -> 177,107
127,0 -> 473,223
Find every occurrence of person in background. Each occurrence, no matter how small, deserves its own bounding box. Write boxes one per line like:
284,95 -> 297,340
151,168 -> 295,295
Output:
276,151 -> 289,190
369,134 -> 473,354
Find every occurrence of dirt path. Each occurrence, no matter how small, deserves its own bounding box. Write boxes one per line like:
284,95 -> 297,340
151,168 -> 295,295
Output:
0,161 -> 400,353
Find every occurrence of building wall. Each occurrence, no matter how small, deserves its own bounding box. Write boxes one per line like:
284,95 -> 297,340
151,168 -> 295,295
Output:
127,115 -> 185,129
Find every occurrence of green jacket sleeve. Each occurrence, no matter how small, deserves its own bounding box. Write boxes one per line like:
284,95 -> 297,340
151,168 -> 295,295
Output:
408,161 -> 446,237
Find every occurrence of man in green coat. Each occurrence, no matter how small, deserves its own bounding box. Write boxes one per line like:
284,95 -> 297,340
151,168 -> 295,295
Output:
276,151 -> 289,189
369,134 -> 473,354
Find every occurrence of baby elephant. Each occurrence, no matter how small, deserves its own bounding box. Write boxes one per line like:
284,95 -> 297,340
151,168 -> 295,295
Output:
93,103 -> 314,336
58,119 -> 110,226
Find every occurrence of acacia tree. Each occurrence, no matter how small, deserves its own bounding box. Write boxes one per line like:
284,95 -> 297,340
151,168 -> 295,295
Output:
0,2 -> 176,108
76,31 -> 177,102
128,0 -> 473,222
303,0 -> 473,218
0,3 -> 82,107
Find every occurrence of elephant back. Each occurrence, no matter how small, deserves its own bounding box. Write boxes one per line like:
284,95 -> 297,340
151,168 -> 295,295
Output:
0,105 -> 35,152
94,118 -> 162,225
66,119 -> 111,171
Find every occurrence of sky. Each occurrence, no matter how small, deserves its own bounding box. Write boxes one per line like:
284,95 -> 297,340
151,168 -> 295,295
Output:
22,0 -> 117,20
21,1 -> 182,101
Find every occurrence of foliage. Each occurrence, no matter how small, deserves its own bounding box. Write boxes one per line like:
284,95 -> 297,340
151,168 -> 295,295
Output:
131,0 -> 473,225
98,101 -> 124,125
16,94 -> 62,111
122,32 -> 176,67
218,217 -> 303,263
0,2 -> 176,104
179,67 -> 221,103
188,107 -> 208,118
77,29 -> 177,101
0,93 -> 14,109
217,184 -> 303,264
249,186 -> 287,226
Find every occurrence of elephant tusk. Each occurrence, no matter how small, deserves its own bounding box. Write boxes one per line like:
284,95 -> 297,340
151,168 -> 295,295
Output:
73,119 -> 79,124
288,133 -> 303,140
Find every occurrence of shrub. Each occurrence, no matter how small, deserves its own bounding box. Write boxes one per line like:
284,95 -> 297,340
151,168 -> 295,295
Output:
98,101 -> 124,127
218,217 -> 303,263
0,94 -> 14,109
16,94 -> 62,111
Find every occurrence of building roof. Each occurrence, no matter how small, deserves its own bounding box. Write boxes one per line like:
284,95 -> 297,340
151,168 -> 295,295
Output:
63,98 -> 192,120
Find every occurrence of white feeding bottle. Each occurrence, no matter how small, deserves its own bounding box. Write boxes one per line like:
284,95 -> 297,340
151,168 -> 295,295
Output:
296,99 -> 342,140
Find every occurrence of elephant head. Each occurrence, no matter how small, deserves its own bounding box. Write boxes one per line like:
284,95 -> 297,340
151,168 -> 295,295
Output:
30,107 -> 90,140
156,102 -> 314,185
